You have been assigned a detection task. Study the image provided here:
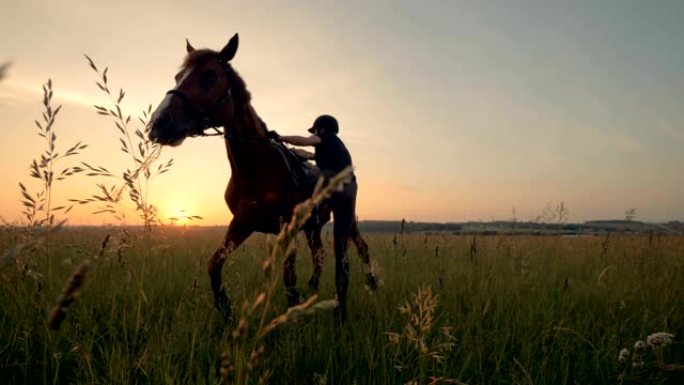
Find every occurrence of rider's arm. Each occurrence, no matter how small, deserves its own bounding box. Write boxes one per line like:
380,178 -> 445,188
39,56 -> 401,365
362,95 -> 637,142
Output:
292,148 -> 314,159
280,134 -> 321,146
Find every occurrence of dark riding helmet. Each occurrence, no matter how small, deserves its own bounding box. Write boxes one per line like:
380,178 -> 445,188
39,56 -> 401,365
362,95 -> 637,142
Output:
308,114 -> 339,135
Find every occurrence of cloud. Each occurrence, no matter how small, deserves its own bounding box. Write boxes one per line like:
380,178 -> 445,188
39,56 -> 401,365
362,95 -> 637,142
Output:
5,79 -> 95,108
0,80 -> 36,106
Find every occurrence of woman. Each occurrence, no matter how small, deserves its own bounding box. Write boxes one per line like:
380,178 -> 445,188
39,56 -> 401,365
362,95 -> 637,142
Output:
278,114 -> 357,318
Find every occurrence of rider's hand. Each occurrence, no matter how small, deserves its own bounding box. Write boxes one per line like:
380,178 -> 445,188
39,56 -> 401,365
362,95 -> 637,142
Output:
267,130 -> 281,140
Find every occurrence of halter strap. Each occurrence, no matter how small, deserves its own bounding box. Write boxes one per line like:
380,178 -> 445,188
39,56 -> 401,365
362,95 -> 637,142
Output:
164,60 -> 233,134
164,59 -> 271,144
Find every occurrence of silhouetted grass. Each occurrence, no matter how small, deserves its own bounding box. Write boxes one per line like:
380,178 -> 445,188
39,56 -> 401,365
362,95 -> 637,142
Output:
1,230 -> 683,384
15,79 -> 87,285
70,56 -> 175,231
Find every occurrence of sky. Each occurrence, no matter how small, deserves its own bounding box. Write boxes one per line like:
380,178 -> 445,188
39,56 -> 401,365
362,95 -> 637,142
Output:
1,0 -> 683,225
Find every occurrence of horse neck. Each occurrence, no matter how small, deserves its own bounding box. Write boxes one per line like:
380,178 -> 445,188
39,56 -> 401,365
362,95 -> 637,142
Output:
231,103 -> 266,141
223,102 -> 270,177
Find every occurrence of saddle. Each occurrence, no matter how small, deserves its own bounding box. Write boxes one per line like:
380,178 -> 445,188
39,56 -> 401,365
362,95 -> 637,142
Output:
266,132 -> 324,227
269,138 -> 317,195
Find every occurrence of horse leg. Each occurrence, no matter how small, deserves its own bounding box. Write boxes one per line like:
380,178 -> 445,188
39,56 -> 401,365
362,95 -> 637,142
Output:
350,219 -> 378,291
331,182 -> 357,321
207,220 -> 251,318
305,228 -> 325,294
284,246 -> 303,307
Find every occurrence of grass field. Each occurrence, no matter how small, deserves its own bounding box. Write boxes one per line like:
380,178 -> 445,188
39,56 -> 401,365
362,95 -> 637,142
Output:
1,227 -> 683,384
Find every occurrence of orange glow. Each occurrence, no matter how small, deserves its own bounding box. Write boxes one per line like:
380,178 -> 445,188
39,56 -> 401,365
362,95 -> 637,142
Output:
1,1 -> 683,224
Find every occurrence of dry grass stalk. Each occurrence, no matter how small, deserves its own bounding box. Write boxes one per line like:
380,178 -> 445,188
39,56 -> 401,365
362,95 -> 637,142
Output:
17,79 -> 87,284
259,295 -> 338,338
390,286 -> 456,361
387,285 -> 458,384
48,260 -> 90,330
70,56 -> 174,230
616,332 -> 681,382
96,234 -> 111,259
597,265 -> 615,287
20,80 -> 87,228
427,377 -> 469,385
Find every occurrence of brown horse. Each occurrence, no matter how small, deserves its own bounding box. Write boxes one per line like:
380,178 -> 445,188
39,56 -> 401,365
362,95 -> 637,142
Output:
148,33 -> 377,319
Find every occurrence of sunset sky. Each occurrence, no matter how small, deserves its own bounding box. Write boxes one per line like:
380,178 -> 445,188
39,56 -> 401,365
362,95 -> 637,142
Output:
1,0 -> 683,225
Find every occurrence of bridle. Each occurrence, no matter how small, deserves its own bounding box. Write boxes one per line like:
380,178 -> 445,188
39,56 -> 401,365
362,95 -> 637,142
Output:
161,57 -> 270,145
164,58 -> 233,137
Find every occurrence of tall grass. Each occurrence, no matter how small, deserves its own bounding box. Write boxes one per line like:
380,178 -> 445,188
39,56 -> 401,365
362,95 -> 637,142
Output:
1,230 -> 682,384
16,79 -> 87,284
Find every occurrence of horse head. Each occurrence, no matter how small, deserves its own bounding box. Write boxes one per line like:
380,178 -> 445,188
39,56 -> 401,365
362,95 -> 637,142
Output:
149,33 -> 240,146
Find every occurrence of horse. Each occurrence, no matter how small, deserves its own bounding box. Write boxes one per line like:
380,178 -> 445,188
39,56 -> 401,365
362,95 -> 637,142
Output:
148,33 -> 377,319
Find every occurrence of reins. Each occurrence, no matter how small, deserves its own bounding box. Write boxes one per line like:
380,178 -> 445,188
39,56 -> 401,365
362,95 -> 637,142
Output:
192,127 -> 270,145
192,127 -> 224,137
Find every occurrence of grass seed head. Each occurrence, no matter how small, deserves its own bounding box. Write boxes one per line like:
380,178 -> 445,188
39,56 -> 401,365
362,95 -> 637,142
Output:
618,348 -> 630,364
646,332 -> 674,349
48,260 -> 90,330
633,340 -> 647,352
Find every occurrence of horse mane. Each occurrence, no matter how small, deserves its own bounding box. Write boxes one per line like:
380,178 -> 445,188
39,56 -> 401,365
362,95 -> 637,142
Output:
181,49 -> 252,107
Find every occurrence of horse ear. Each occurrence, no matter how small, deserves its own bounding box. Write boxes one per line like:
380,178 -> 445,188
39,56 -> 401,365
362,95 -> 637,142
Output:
186,38 -> 195,53
219,33 -> 239,62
